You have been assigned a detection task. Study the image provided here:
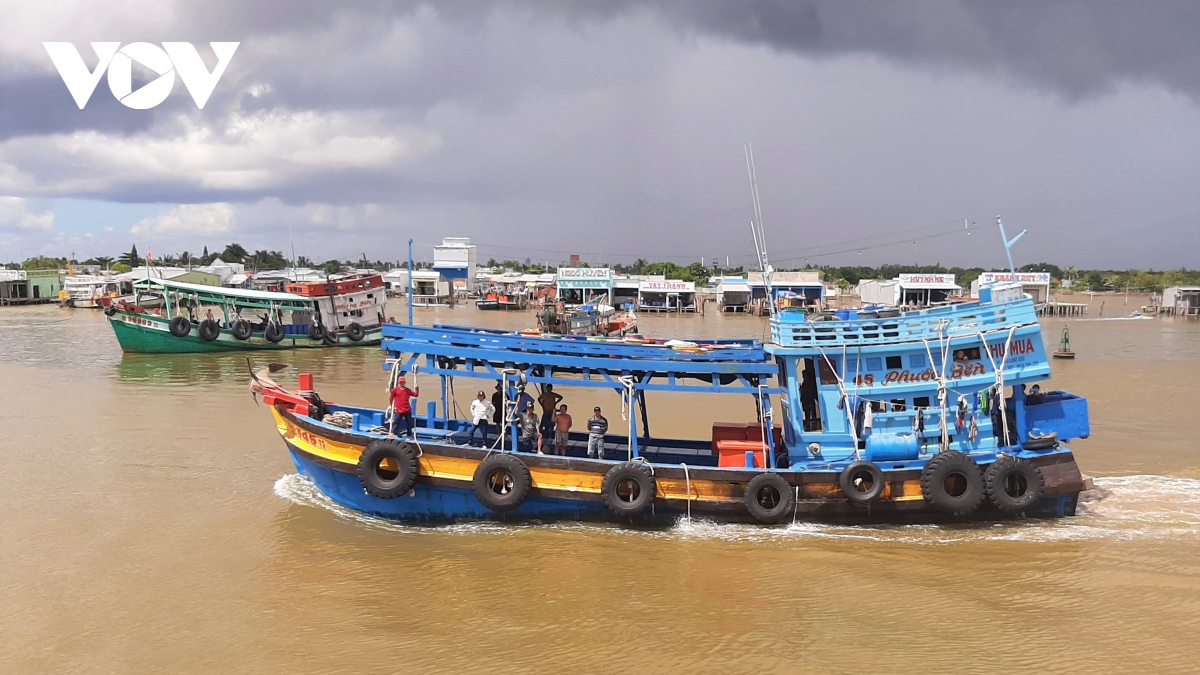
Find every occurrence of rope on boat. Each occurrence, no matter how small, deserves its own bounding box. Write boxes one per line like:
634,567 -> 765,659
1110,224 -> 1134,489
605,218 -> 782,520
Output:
816,345 -> 862,461
978,326 -> 1018,449
489,368 -> 523,452
681,463 -> 692,521
922,318 -> 953,452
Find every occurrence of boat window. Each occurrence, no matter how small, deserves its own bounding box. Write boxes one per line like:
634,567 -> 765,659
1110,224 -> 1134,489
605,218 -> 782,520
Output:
818,356 -> 839,385
775,357 -> 789,388
890,399 -> 907,411
952,347 -> 981,362
885,355 -> 902,369
914,396 -> 931,408
865,357 -> 882,371
910,354 -> 926,368
871,400 -> 886,413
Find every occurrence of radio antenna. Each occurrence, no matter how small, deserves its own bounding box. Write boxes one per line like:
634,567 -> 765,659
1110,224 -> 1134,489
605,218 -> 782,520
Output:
744,143 -> 775,316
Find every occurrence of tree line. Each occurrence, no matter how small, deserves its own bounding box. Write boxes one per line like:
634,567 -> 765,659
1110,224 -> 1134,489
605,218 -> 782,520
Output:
5,243 -> 417,275
7,247 -> 1199,292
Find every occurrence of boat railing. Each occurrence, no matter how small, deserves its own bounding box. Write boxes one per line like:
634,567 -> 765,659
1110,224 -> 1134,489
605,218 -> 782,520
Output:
770,297 -> 1040,348
385,324 -> 766,363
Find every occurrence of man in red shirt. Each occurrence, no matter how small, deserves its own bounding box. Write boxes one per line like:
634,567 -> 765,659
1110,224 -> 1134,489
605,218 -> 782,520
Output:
389,375 -> 419,438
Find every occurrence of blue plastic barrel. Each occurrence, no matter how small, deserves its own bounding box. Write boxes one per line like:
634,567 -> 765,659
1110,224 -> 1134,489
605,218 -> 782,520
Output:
835,309 -> 856,320
864,433 -> 919,462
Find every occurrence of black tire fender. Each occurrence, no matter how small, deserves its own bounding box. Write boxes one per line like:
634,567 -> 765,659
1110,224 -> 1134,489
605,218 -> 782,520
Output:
602,462 -> 656,517
264,322 -> 285,343
984,456 -> 1045,514
356,439 -> 419,499
472,454 -> 532,513
346,322 -> 366,342
307,322 -> 327,341
920,451 -> 985,515
231,319 -> 252,340
745,472 -> 794,523
168,316 -> 191,338
198,319 -> 221,342
103,305 -> 117,317
1022,437 -> 1058,451
839,460 -> 885,504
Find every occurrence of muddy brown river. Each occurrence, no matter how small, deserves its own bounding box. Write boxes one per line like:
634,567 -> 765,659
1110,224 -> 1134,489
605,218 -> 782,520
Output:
2,301 -> 1198,673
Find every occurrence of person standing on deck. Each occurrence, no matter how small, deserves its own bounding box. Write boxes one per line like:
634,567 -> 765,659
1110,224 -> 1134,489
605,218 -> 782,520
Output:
587,406 -> 608,459
491,383 -> 504,434
519,408 -> 541,453
552,404 -> 572,455
538,384 -> 563,445
469,391 -> 494,447
388,375 -> 419,438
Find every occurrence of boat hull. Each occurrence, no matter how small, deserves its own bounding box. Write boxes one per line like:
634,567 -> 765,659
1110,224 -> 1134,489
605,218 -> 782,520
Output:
109,310 -> 382,353
276,406 -> 1084,525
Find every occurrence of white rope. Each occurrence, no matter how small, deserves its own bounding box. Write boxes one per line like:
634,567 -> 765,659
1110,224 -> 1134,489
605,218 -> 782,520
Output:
921,318 -> 952,452
816,346 -> 861,460
681,463 -> 692,520
978,326 -> 1018,447
618,375 -> 636,421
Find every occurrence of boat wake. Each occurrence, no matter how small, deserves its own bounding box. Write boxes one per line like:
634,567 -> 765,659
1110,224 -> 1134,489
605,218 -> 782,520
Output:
273,474 -> 1200,544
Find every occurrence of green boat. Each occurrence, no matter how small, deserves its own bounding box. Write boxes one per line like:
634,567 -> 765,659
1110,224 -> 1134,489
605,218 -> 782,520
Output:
104,275 -> 387,353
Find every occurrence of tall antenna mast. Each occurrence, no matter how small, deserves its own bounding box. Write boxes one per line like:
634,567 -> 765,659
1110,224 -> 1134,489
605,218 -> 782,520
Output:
744,143 -> 775,316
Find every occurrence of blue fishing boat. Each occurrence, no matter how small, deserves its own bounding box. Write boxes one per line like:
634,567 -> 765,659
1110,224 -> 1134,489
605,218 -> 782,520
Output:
255,275 -> 1091,524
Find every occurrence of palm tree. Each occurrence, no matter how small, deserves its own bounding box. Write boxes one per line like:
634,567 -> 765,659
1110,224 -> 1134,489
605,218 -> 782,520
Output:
93,256 -> 114,271
221,243 -> 249,263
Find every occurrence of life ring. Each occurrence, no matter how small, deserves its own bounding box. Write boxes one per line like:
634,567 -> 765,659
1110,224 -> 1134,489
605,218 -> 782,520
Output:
345,322 -> 365,342
984,456 -> 1044,514
356,439 -> 419,499
602,462 -> 656,517
307,322 -> 327,341
920,451 -> 984,515
168,316 -> 191,338
745,472 -> 793,523
103,305 -> 117,317
198,319 -> 221,342
264,322 -> 285,343
231,320 -> 252,341
472,454 -> 532,513
839,460 -> 885,504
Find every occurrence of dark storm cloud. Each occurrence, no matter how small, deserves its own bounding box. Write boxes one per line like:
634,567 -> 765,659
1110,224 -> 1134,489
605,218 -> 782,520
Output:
198,0 -> 1200,103
0,75 -> 157,141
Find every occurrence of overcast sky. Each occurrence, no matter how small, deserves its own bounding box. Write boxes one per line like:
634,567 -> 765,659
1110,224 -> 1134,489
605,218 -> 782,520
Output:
1,1 -> 1198,269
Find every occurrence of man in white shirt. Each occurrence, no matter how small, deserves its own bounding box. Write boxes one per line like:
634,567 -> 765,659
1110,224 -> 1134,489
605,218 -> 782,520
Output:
468,390 -> 495,447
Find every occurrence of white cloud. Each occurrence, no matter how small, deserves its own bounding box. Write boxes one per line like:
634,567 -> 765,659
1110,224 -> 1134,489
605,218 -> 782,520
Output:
0,108 -> 443,196
0,196 -> 54,231
132,202 -> 235,237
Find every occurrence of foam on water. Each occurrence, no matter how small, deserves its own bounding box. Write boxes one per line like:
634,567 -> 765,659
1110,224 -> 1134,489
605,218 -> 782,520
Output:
274,473 -> 1200,544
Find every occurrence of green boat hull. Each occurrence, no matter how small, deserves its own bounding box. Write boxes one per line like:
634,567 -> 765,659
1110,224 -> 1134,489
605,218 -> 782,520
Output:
107,311 -> 383,353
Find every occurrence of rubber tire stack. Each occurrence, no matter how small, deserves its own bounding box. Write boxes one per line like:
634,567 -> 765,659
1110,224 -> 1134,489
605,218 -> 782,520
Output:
839,461 -> 885,504
231,320 -> 252,340
920,450 -> 984,515
745,473 -> 793,523
984,456 -> 1044,514
198,319 -> 221,342
472,454 -> 532,513
356,439 -> 419,499
169,316 -> 191,337
602,463 -> 656,517
264,323 -> 285,343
